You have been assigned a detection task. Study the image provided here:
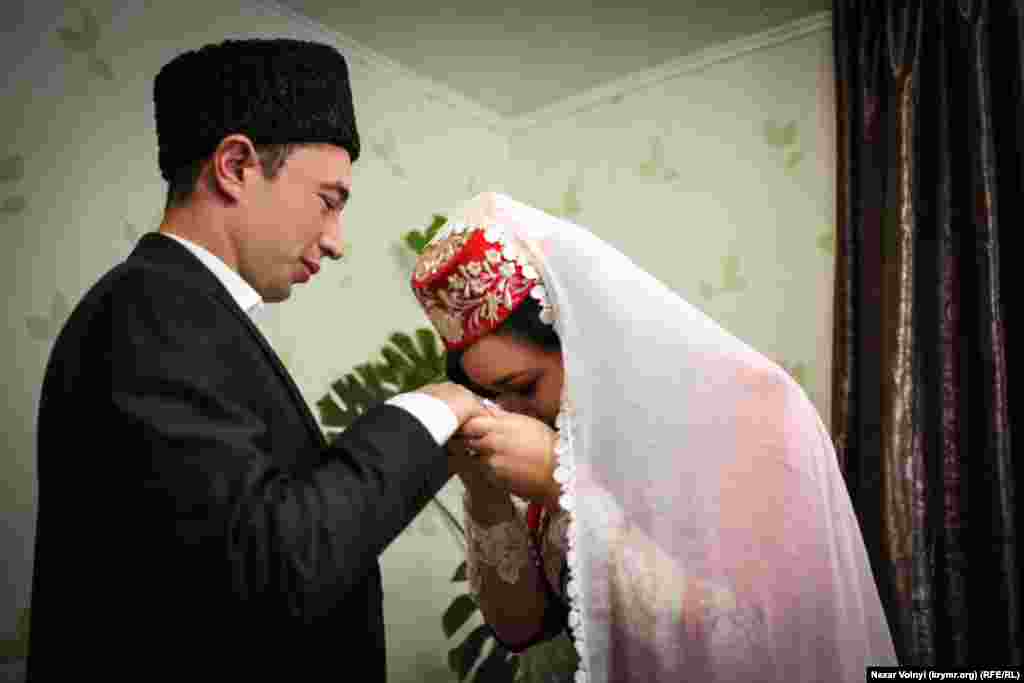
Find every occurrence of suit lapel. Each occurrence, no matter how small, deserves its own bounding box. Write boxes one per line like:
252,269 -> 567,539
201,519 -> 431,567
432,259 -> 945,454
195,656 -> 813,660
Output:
127,233 -> 327,447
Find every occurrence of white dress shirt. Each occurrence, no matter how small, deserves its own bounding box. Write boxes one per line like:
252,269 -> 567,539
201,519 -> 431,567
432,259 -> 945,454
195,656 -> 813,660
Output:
160,231 -> 458,445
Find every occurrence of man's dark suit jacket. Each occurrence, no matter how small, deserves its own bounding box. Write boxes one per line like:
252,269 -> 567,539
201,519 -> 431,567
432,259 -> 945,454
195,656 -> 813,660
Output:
27,233 -> 449,681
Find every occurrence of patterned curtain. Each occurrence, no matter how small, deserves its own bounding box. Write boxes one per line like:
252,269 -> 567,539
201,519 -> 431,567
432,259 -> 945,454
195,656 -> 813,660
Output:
832,0 -> 1020,667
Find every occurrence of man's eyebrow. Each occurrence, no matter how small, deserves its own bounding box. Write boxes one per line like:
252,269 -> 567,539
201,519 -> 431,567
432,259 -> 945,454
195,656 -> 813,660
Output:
319,182 -> 350,202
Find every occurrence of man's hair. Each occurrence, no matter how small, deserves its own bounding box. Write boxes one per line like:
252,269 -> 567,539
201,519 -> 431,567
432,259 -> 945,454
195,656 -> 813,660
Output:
445,296 -> 562,396
165,143 -> 295,209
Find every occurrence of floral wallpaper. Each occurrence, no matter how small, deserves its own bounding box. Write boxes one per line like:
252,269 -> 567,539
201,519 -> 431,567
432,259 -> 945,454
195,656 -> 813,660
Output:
506,24 -> 835,419
0,0 -> 833,679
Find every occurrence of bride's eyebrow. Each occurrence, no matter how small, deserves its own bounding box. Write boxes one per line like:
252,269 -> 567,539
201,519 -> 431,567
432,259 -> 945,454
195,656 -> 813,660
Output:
491,371 -> 530,388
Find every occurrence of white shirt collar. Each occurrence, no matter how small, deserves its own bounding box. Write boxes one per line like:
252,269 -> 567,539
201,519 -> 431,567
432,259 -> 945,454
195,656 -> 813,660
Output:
161,232 -> 265,318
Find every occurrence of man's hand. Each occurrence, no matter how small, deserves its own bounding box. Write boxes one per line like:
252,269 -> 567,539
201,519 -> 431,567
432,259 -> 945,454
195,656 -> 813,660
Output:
417,381 -> 487,428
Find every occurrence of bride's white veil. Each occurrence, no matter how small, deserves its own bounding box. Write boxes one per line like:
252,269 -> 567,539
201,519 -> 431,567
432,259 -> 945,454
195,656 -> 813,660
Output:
451,192 -> 897,682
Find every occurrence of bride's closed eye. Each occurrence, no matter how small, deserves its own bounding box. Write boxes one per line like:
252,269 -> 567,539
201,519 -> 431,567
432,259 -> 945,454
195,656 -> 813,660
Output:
510,379 -> 538,397
470,384 -> 498,400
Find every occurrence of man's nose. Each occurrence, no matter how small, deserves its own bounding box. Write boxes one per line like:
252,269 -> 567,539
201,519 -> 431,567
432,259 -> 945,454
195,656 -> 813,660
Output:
320,219 -> 345,260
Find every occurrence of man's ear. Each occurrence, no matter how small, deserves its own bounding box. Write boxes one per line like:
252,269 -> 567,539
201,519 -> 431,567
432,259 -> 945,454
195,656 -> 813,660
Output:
209,134 -> 259,202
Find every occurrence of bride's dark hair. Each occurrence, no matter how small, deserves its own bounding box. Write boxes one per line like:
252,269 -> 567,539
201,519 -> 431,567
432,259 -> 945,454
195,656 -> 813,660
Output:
445,296 -> 561,396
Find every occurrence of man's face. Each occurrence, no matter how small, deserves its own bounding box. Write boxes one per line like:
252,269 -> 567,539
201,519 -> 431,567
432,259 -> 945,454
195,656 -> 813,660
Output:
234,143 -> 352,303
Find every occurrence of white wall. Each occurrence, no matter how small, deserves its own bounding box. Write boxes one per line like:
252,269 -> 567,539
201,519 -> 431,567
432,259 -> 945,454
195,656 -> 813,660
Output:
0,2 -> 834,680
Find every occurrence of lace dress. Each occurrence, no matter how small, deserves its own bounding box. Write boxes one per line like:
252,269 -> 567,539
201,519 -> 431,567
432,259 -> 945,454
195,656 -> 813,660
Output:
464,487 -> 774,682
463,492 -> 578,680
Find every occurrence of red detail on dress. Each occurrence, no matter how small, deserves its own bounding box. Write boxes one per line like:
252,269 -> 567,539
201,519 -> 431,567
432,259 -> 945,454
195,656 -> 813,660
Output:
527,502 -> 544,532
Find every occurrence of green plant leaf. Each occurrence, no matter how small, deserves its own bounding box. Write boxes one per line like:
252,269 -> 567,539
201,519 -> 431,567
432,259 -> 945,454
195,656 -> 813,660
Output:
473,645 -> 518,681
515,631 -> 579,681
448,624 -> 491,680
379,346 -> 412,376
416,328 -> 443,370
403,214 -> 448,255
319,374 -> 381,429
316,327 -> 448,430
452,561 -> 468,582
425,214 -> 447,244
388,331 -> 418,363
372,361 -> 399,387
353,362 -> 394,401
404,230 -> 429,253
388,329 -> 447,387
443,594 -> 479,638
785,150 -> 804,170
316,394 -> 351,430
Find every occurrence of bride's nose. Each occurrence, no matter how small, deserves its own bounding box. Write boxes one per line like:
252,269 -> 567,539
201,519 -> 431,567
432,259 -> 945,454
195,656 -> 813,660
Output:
497,394 -> 534,417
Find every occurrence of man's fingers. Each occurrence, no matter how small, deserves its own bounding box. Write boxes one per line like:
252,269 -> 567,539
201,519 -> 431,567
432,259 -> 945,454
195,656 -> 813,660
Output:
447,436 -> 474,457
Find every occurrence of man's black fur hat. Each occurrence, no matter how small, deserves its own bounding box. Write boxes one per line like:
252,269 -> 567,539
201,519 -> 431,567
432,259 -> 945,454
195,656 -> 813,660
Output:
154,38 -> 360,181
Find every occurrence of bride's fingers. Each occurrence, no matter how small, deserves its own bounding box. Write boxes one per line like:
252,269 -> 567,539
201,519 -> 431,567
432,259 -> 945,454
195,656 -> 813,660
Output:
468,435 -> 515,463
458,415 -> 500,440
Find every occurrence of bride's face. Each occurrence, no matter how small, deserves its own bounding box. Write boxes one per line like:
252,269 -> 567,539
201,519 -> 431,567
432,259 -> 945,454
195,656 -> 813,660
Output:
460,333 -> 564,425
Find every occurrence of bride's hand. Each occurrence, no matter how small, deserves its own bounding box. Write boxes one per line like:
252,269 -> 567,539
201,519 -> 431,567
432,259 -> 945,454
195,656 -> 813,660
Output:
446,435 -> 490,482
457,406 -> 561,509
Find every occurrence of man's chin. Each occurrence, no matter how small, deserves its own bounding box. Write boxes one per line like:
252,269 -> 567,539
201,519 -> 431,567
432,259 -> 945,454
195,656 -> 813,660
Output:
262,286 -> 290,304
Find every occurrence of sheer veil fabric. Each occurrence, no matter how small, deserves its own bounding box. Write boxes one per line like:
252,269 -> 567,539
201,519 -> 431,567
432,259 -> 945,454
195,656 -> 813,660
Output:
451,193 -> 897,682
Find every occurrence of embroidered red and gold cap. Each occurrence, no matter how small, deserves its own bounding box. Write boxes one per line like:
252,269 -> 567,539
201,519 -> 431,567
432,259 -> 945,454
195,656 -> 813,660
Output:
411,220 -> 552,351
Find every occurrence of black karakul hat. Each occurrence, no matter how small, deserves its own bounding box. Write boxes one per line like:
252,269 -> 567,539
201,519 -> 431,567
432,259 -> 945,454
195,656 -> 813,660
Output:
154,38 -> 360,181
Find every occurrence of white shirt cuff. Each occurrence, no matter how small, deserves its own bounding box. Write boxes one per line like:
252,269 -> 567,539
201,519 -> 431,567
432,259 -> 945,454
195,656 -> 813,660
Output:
385,392 -> 459,446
